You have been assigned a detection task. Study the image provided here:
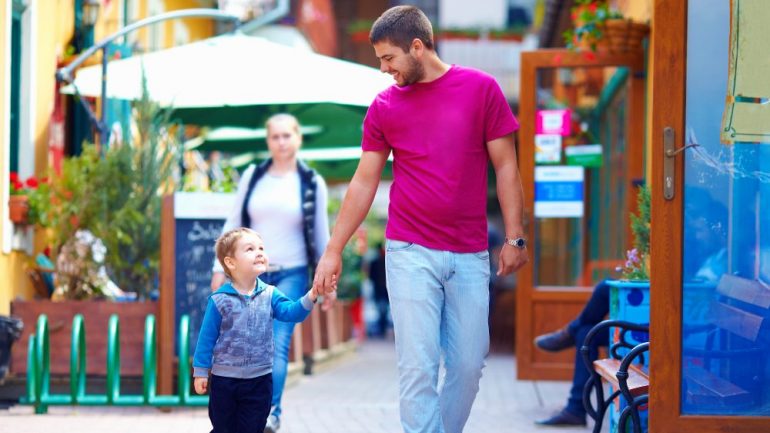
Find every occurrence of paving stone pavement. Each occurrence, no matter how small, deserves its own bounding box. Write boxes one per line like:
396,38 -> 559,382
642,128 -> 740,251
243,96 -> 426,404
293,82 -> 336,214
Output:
0,339 -> 597,433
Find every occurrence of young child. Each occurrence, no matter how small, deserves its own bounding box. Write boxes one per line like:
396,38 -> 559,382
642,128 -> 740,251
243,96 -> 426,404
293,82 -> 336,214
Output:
193,227 -> 317,433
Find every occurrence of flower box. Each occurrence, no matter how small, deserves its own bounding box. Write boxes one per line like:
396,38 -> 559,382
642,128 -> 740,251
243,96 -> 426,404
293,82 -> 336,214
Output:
10,300 -> 158,376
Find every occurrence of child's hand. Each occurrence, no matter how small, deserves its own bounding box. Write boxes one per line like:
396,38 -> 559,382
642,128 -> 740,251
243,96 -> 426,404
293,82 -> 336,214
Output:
309,285 -> 319,303
194,377 -> 208,395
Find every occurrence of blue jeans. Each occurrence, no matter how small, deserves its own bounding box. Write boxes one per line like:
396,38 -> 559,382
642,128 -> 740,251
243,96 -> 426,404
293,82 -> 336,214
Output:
260,265 -> 309,419
385,239 -> 490,433
565,280 -> 610,418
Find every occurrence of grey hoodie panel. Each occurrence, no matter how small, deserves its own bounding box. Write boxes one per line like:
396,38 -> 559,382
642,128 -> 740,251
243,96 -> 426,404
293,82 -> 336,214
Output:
211,285 -> 275,378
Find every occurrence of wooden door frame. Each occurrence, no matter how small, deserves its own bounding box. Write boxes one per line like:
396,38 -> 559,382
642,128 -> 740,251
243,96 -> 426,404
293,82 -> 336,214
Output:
649,1 -> 770,430
516,49 -> 645,379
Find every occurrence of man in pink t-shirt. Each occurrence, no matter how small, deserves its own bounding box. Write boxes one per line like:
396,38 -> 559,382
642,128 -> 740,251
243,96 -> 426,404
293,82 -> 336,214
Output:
313,6 -> 528,433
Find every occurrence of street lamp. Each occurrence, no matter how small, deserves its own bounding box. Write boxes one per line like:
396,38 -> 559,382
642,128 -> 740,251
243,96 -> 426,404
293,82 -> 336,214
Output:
82,0 -> 100,27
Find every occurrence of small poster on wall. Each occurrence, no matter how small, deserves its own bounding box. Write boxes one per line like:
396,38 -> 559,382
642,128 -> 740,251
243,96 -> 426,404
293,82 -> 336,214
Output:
536,109 -> 572,136
535,134 -> 563,164
534,166 -> 585,218
565,144 -> 604,167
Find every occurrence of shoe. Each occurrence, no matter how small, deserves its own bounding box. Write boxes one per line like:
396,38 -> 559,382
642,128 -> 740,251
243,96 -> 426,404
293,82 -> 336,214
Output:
264,413 -> 280,433
302,354 -> 314,375
534,328 -> 575,352
535,409 -> 586,426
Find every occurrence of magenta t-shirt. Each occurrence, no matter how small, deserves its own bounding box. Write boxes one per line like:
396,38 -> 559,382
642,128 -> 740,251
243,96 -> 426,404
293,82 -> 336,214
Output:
362,65 -> 519,253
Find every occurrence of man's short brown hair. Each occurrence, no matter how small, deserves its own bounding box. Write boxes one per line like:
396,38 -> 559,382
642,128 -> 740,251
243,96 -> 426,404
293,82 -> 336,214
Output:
215,227 -> 260,279
370,5 -> 434,53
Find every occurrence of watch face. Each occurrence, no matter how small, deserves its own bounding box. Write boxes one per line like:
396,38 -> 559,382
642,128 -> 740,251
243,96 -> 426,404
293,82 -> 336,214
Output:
508,238 -> 526,248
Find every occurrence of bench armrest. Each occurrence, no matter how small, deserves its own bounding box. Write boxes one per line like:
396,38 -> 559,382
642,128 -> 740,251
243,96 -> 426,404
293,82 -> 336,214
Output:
581,320 -> 649,373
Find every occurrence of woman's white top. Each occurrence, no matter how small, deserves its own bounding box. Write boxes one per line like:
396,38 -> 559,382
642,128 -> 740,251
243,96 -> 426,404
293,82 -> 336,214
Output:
213,164 -> 330,273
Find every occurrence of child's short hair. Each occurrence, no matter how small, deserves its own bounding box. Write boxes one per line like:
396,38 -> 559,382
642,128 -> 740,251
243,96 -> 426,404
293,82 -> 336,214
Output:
215,227 -> 260,279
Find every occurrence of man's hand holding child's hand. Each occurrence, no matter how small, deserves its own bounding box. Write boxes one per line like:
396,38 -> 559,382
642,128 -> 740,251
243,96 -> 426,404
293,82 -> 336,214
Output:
194,377 -> 208,395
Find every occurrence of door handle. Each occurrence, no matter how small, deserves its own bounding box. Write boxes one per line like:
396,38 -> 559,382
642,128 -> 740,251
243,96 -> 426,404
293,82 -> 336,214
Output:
663,127 -> 676,200
662,127 -> 698,200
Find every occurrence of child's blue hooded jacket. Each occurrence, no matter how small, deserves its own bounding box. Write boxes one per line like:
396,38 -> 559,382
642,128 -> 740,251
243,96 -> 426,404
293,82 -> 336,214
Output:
193,279 -> 313,379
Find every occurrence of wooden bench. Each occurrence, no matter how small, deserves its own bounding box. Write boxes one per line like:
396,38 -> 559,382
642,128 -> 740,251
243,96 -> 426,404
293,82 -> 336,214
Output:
582,320 -> 650,433
681,274 -> 770,411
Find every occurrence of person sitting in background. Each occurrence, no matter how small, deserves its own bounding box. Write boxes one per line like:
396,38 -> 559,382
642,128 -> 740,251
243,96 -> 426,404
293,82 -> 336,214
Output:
367,242 -> 389,337
534,190 -> 728,427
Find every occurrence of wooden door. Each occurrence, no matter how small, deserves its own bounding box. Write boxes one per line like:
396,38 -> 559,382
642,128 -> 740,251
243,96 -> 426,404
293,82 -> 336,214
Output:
650,0 -> 770,431
516,49 -> 646,380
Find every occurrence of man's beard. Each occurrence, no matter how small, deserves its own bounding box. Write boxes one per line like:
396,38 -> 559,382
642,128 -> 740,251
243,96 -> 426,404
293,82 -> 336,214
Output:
397,55 -> 426,86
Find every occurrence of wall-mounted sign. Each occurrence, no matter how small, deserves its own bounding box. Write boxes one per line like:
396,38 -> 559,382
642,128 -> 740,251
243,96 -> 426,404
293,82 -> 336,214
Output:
534,166 -> 584,218
565,144 -> 603,167
536,109 -> 571,136
535,134 -> 562,164
721,0 -> 770,144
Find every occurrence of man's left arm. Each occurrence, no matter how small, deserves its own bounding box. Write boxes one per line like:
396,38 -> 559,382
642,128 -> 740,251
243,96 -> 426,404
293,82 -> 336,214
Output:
487,133 -> 529,276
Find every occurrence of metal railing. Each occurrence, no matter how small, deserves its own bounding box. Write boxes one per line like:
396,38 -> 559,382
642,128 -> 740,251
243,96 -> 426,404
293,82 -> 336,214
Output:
24,314 -> 206,414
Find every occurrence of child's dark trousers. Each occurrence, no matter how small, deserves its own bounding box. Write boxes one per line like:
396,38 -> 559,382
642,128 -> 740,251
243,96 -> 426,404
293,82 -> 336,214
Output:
209,373 -> 272,433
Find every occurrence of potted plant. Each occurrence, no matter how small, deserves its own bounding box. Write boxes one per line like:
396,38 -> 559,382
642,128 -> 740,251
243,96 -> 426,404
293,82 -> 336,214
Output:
7,172 -> 42,225
10,78 -> 179,377
347,19 -> 373,43
616,184 -> 650,282
563,1 -> 649,53
488,27 -> 526,42
606,185 -> 651,354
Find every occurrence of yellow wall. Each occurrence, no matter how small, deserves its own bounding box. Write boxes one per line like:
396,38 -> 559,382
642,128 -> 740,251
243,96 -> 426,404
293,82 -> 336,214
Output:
95,0 -> 215,52
617,0 -> 652,22
0,1 -> 218,314
0,1 -> 75,315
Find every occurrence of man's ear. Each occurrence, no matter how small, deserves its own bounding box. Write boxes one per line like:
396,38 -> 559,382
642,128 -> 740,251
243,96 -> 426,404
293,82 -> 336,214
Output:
410,38 -> 425,57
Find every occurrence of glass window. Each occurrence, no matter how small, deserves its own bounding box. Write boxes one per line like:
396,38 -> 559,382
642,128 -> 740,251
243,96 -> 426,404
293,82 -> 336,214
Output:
533,66 -> 634,287
683,0 -> 770,416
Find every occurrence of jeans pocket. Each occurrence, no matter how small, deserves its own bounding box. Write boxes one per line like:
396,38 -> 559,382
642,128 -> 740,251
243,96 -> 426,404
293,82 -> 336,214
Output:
473,250 -> 490,260
386,239 -> 415,252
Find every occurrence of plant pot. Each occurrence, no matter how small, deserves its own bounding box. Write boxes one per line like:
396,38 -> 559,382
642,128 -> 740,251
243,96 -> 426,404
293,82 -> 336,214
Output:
349,30 -> 370,43
8,195 -> 29,225
603,19 -> 650,53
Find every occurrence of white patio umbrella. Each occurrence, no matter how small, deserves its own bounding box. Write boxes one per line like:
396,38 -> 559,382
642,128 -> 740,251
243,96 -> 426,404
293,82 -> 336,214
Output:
63,33 -> 392,109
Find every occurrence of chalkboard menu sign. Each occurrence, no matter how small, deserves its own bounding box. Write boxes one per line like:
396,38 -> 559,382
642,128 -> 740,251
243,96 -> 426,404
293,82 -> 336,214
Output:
163,192 -> 236,356
174,218 -> 224,354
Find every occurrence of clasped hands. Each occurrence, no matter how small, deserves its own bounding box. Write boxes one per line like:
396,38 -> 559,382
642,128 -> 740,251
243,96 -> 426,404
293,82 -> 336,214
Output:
312,250 -> 341,297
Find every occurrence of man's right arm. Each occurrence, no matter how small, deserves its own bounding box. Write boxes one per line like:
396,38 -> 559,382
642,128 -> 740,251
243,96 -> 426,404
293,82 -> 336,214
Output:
313,149 -> 389,294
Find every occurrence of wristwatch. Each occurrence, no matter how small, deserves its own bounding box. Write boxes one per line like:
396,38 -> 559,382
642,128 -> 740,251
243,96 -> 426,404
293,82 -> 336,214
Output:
505,237 -> 527,249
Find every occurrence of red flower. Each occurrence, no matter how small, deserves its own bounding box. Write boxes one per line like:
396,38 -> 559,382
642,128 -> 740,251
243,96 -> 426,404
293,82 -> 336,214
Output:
588,3 -> 598,13
9,172 -> 19,183
582,51 -> 596,61
69,215 -> 79,228
40,177 -> 49,184
63,190 -> 73,199
25,177 -> 39,188
12,180 -> 24,191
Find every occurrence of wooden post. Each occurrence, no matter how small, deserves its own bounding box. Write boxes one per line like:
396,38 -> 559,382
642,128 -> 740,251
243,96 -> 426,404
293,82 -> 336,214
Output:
158,195 -> 175,396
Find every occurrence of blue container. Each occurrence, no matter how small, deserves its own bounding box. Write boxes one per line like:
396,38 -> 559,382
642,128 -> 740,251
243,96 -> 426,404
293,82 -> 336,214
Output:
606,280 -> 650,433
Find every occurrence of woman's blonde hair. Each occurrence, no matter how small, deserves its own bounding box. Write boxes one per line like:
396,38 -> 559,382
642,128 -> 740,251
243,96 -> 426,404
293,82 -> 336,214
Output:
265,113 -> 301,136
215,227 -> 261,279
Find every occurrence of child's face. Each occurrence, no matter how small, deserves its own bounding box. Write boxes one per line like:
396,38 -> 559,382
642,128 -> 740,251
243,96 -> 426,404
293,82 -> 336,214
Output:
225,233 -> 269,278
